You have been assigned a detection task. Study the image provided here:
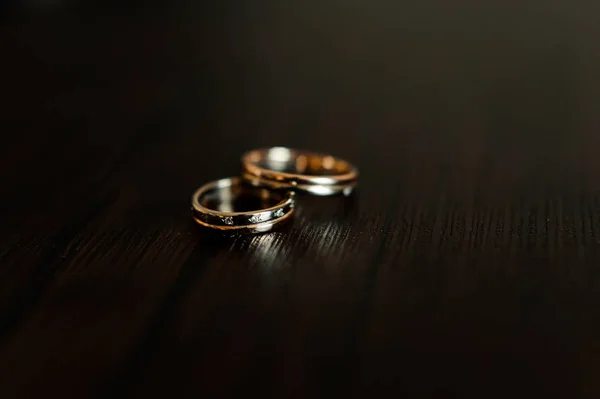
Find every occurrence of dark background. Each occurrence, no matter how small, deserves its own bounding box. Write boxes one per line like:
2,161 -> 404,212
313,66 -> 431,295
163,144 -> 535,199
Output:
2,1 -> 600,397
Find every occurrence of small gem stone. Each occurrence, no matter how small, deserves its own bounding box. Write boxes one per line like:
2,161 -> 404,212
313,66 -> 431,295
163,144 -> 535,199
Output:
222,217 -> 234,225
274,209 -> 285,218
249,214 -> 263,223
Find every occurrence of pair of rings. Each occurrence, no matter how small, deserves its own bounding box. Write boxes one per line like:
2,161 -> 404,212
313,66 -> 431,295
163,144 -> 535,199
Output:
191,147 -> 359,233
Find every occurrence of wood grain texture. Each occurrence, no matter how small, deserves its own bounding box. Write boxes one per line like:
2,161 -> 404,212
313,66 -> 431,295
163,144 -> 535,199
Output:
2,1 -> 600,397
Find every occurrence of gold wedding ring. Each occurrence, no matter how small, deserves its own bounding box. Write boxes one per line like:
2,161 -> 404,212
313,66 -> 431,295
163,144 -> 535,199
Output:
191,177 -> 295,233
242,147 -> 358,196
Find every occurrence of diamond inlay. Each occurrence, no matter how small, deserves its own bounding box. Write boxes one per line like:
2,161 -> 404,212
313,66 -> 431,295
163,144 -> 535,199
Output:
222,217 -> 234,225
249,214 -> 263,223
274,208 -> 285,218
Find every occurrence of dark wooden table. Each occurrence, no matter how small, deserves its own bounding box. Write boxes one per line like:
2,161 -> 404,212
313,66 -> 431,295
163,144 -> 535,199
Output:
2,1 -> 600,397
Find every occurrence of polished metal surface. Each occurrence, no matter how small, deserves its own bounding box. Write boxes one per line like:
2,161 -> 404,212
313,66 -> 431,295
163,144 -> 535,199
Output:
191,177 -> 295,233
241,147 -> 359,196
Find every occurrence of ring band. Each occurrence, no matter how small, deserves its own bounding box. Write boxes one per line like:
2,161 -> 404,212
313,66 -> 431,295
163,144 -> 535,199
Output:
241,147 -> 358,196
191,177 -> 295,233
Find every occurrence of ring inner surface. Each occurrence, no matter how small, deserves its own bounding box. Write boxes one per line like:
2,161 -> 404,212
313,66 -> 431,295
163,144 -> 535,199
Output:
257,148 -> 351,176
200,184 -> 285,213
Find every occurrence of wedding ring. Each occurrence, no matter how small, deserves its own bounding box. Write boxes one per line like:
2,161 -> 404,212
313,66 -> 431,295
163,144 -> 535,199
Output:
191,177 -> 295,233
241,147 -> 358,196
